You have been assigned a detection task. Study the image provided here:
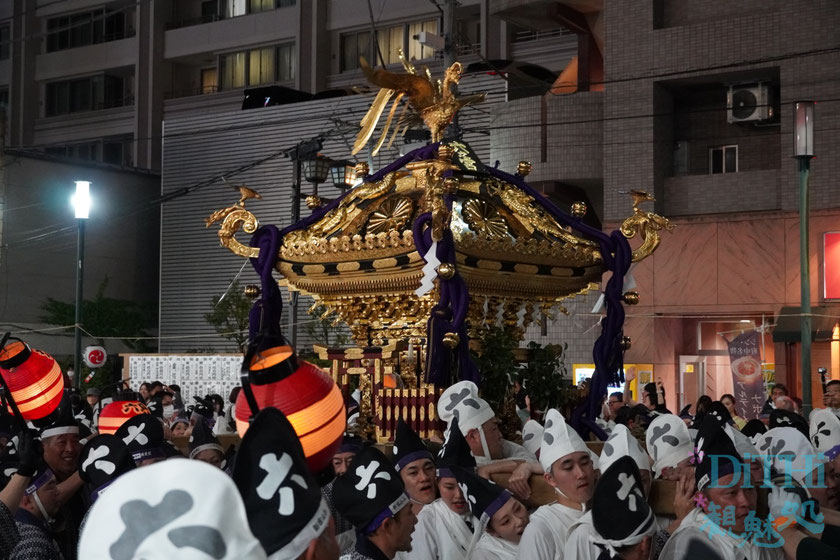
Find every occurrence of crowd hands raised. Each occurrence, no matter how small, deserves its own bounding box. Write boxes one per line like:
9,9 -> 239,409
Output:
1,373 -> 840,560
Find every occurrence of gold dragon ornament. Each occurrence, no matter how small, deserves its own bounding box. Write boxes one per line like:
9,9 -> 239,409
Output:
204,184 -> 262,258
352,50 -> 485,155
619,190 -> 675,261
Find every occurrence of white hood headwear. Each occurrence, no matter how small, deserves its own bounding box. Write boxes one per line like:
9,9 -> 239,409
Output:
438,381 -> 495,434
756,427 -> 824,485
645,414 -> 694,478
600,424 -> 651,473
521,419 -> 544,457
79,459 -> 267,559
539,408 -> 588,472
725,424 -> 759,460
810,408 -> 840,461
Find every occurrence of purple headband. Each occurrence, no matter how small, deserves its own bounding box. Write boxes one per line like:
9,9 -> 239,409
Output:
131,447 -> 167,464
363,493 -> 410,535
827,444 -> 840,462
395,450 -> 433,472
25,469 -> 55,495
482,490 -> 512,523
338,442 -> 362,454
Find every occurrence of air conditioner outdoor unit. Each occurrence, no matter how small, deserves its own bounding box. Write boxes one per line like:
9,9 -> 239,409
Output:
727,83 -> 774,123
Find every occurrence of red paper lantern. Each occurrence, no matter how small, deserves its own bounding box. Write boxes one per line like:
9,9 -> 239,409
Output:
98,401 -> 150,435
236,345 -> 345,472
0,339 -> 65,421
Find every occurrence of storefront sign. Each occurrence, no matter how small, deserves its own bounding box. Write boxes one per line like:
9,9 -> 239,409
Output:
726,331 -> 765,420
825,232 -> 840,300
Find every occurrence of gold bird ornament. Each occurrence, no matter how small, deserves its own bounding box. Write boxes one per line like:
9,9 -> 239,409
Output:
352,50 -> 485,156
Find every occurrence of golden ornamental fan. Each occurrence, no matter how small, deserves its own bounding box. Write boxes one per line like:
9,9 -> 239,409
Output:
461,199 -> 510,239
367,197 -> 414,235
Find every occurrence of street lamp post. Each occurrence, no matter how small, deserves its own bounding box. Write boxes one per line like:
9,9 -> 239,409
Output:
72,181 -> 91,389
794,101 -> 815,416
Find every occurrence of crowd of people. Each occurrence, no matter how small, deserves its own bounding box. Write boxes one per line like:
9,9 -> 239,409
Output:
1,356 -> 840,559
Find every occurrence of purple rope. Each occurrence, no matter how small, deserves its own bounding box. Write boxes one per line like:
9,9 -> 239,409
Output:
482,166 -> 632,439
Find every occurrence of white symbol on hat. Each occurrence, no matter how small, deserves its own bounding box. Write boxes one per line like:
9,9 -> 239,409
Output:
457,482 -> 477,509
256,452 -> 308,516
355,460 -> 391,499
617,472 -> 642,512
123,424 -> 149,447
3,467 -> 16,478
81,445 -> 116,475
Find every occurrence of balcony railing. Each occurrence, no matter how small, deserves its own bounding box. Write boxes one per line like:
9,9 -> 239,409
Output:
164,86 -> 220,100
165,14 -> 224,31
513,28 -> 572,43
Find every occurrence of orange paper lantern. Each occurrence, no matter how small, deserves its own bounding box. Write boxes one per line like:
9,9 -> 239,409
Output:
98,401 -> 150,435
0,339 -> 64,421
236,345 -> 345,472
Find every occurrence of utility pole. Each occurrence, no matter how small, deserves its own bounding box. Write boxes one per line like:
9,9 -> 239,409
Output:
443,0 -> 458,71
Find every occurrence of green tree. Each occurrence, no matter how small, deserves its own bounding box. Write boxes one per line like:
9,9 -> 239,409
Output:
470,326 -> 519,411
518,341 -> 575,414
204,281 -> 252,352
303,304 -> 349,348
40,276 -> 156,353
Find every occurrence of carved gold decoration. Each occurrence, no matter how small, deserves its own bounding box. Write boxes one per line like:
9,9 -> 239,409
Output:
205,190 -> 262,258
367,197 -> 414,235
355,162 -> 369,178
462,199 -> 510,239
306,195 -> 324,209
244,285 -> 261,298
623,291 -> 639,305
619,190 -> 675,262
353,50 -> 485,151
443,332 -> 460,349
571,201 -> 587,218
517,161 -> 532,176
437,262 -> 455,280
443,176 -> 459,195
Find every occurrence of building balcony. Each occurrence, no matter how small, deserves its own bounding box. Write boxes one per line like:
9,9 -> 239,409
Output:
33,104 -> 135,146
164,9 -> 297,60
663,170 -> 781,216
35,37 -> 136,81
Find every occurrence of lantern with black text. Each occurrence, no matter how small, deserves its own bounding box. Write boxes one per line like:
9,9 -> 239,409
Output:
0,337 -> 65,421
98,401 -> 150,435
235,344 -> 345,472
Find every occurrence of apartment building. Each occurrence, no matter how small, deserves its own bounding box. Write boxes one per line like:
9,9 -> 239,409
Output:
493,0 -> 840,410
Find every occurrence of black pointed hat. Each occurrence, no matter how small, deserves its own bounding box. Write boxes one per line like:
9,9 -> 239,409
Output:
115,413 -> 166,465
78,434 -> 135,502
770,409 -> 809,439
189,418 -> 223,460
232,407 -> 330,559
450,465 -> 510,525
338,432 -> 364,454
742,418 -> 767,440
694,415 -> 742,492
591,456 -> 655,553
706,401 -> 733,426
437,417 -> 475,478
393,418 -> 432,472
332,446 -> 409,534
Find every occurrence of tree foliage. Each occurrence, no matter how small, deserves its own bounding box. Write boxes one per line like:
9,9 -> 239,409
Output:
470,326 -> 519,411
40,276 -> 156,352
203,281 -> 252,353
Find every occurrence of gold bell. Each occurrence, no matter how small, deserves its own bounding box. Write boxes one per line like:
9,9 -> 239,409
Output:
306,195 -> 324,209
443,332 -> 460,349
620,336 -> 632,351
623,291 -> 640,305
571,201 -> 587,218
437,262 -> 456,279
354,162 -> 369,178
244,285 -> 261,298
517,161 -> 532,176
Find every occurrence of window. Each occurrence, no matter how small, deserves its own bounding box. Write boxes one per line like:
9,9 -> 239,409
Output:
227,0 -> 247,17
201,68 -> 218,94
709,145 -> 738,174
0,88 -> 9,110
341,18 -> 438,71
250,0 -> 274,12
220,44 -> 294,90
46,9 -> 128,52
0,26 -> 10,60
248,47 -> 275,86
43,137 -> 132,166
277,43 -> 295,82
45,74 -> 128,116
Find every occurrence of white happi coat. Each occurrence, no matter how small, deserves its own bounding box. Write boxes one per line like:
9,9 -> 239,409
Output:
403,499 -> 475,560
515,502 -> 584,560
471,533 -> 518,560
658,509 -> 784,560
474,440 -> 538,466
